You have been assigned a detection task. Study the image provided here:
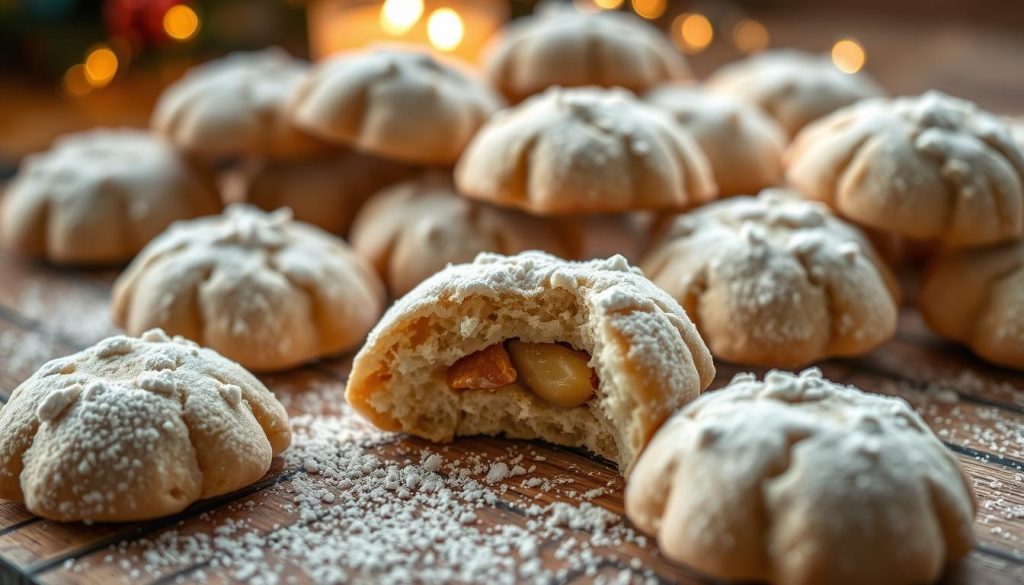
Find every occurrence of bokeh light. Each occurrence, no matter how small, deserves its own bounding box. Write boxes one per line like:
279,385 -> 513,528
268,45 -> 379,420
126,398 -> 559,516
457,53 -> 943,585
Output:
83,45 -> 118,87
427,8 -> 464,52
832,38 -> 866,73
62,64 -> 91,97
163,4 -> 200,41
631,0 -> 666,20
594,0 -> 625,9
673,13 -> 713,53
733,18 -> 769,53
380,0 -> 423,35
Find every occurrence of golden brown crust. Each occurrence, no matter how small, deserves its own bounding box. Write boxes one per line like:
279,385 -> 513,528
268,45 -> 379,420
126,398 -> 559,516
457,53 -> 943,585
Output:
290,45 -> 502,165
0,329 -> 290,522
483,8 -> 691,103
641,189 -> 899,367
786,91 -> 1024,248
919,240 -> 1024,369
455,87 -> 716,215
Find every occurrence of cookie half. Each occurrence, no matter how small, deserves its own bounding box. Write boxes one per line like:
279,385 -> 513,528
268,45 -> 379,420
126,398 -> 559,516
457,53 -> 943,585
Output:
345,252 -> 714,473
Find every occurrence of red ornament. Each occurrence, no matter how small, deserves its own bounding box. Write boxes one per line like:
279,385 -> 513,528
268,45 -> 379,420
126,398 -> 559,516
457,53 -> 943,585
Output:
103,0 -> 188,48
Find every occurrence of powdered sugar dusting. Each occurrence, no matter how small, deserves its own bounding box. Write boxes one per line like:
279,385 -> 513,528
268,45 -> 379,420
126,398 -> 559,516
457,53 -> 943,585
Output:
58,414 -> 664,584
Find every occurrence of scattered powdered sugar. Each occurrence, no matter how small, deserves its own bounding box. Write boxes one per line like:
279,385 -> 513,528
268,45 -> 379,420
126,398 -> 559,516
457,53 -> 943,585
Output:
0,327 -> 61,382
15,280 -> 119,346
66,414 -> 659,585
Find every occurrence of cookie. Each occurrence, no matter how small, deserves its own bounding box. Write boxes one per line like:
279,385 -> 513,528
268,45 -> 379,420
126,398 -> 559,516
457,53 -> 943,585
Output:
349,174 -> 572,297
644,83 -> 787,196
483,7 -> 690,103
641,189 -> 899,367
787,91 -> 1024,248
919,240 -> 1024,369
0,329 -> 291,522
626,368 -> 975,585
455,87 -> 716,215
237,150 -> 414,235
289,45 -> 502,165
152,48 -> 329,159
1011,116 -> 1024,148
112,204 -> 386,372
345,251 -> 714,473
707,49 -> 883,137
0,129 -> 220,265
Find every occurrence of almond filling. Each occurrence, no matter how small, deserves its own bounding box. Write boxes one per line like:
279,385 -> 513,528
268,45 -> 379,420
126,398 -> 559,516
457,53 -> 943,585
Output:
446,340 -> 597,408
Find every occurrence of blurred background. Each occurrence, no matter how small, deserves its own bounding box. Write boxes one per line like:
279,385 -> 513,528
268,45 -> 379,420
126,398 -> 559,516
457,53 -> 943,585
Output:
0,0 -> 1022,164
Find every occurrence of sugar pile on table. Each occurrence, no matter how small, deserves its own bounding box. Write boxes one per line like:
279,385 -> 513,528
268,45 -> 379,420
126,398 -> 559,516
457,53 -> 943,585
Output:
70,413 -> 662,584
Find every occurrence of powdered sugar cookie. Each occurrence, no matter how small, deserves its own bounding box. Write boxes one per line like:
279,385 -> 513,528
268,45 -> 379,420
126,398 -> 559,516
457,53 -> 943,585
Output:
0,329 -> 291,522
112,204 -> 385,372
1011,116 -> 1024,148
626,368 -> 975,585
346,251 -> 714,473
0,129 -> 220,265
290,45 -> 502,165
641,189 -> 899,367
707,49 -> 883,137
919,240 -> 1024,369
787,91 -> 1024,248
484,7 -> 690,103
645,83 -> 787,196
349,174 -> 572,297
152,48 -> 329,159
237,150 -> 414,235
455,87 -> 716,215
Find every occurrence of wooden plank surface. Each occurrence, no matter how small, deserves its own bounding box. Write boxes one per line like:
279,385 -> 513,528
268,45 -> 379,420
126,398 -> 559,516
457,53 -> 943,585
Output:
0,246 -> 1022,584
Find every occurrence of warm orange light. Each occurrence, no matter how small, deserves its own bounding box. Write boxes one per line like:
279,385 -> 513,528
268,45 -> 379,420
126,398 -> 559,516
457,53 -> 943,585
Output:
673,13 -> 713,53
427,8 -> 464,52
631,0 -> 666,20
380,0 -> 423,35
733,18 -> 769,54
594,0 -> 625,9
832,38 -> 866,73
163,4 -> 200,41
84,45 -> 118,87
63,64 -> 92,97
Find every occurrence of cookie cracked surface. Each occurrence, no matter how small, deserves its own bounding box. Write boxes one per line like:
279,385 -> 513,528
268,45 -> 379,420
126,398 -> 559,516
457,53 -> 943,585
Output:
626,368 -> 975,585
0,329 -> 291,522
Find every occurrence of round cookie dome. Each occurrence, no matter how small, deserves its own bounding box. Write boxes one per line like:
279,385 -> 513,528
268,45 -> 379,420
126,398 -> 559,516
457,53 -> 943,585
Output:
455,87 -> 717,215
484,7 -> 691,103
112,204 -> 386,372
349,174 -> 572,297
238,149 -> 414,235
346,251 -> 715,473
626,368 -> 975,585
644,83 -> 787,196
0,329 -> 291,522
0,129 -> 220,265
919,240 -> 1024,370
706,49 -> 883,137
152,48 -> 329,159
289,45 -> 503,165
641,189 -> 899,367
786,91 -> 1024,248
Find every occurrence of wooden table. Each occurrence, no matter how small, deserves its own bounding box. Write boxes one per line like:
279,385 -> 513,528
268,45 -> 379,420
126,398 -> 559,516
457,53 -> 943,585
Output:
0,250 -> 1023,584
